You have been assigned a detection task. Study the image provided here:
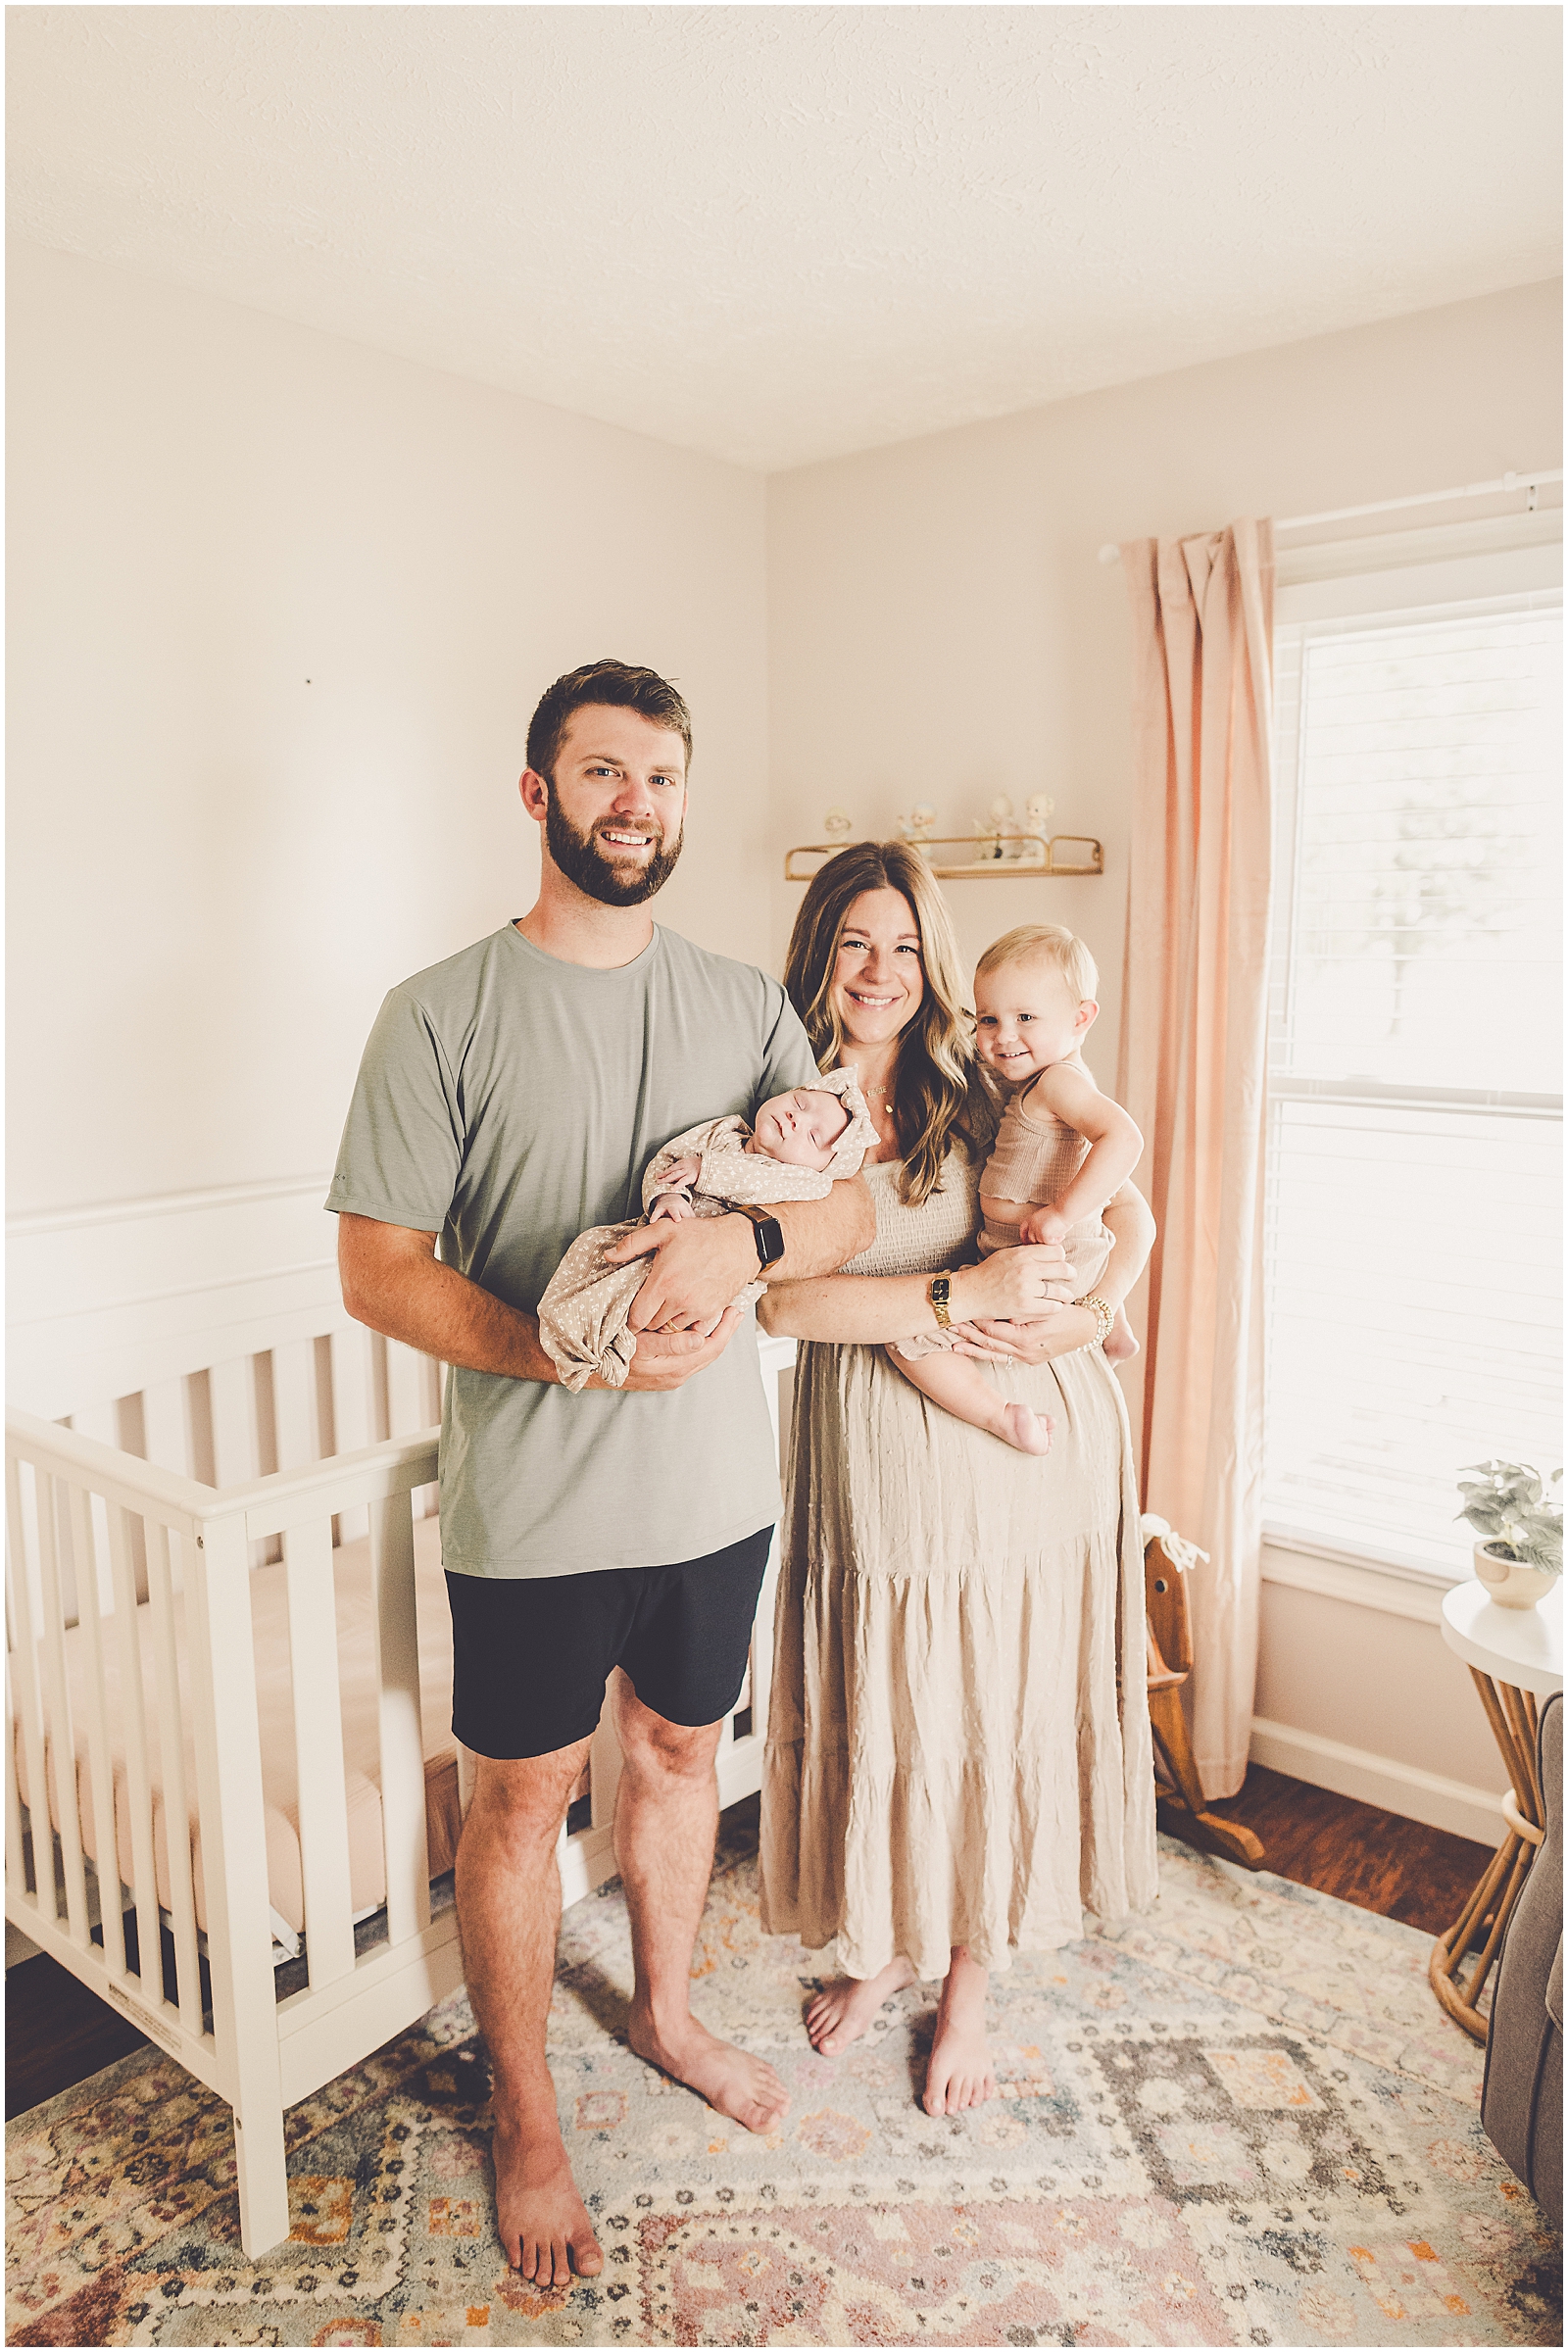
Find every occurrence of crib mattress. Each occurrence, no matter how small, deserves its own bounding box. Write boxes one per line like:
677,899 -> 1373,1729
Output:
14,1516 -> 462,1939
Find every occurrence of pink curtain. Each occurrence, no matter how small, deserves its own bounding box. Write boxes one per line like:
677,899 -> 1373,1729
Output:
1116,520 -> 1275,1801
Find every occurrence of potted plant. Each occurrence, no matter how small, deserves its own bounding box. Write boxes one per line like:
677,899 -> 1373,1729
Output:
1456,1461 -> 1564,1610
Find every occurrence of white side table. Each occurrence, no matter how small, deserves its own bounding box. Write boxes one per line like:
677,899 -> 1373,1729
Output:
1431,1580 -> 1563,2042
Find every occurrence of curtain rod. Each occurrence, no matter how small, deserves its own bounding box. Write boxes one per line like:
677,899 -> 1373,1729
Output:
1096,468 -> 1563,564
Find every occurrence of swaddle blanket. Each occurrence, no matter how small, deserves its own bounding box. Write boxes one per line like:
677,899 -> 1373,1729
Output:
538,1071 -> 874,1391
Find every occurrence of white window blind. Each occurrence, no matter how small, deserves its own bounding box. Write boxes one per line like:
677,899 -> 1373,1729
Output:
1265,558 -> 1562,1579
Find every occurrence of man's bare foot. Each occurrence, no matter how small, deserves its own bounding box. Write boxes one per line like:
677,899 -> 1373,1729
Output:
1102,1310 -> 1140,1362
627,2005 -> 790,2133
923,1948 -> 998,2116
997,1401 -> 1053,1455
806,1954 -> 917,2053
493,2116 -> 604,2285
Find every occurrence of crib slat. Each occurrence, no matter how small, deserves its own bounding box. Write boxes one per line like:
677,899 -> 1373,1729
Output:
6,1457 -> 52,1920
6,1654 -> 31,1912
330,1327 -> 375,1546
590,1682 -> 624,1835
270,1340 -> 317,1475
330,1326 -> 374,1454
34,1472 -> 90,1948
107,1501 -> 165,2009
384,1341 -> 426,1442
180,1508 -> 289,2250
747,1531 -> 782,1734
283,1516 -> 356,1987
208,1355 -> 260,1489
368,1492 -> 430,1942
67,1486 -> 127,1980
146,1521 -> 204,2034
140,1378 -> 191,1481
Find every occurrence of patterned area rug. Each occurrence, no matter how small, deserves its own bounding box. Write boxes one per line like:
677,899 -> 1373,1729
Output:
7,1819 -> 1560,2348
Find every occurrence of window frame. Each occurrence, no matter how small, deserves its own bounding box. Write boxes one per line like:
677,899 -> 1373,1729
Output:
1261,517 -> 1563,1592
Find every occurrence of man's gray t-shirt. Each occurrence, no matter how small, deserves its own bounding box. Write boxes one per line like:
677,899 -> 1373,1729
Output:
327,922 -> 818,1579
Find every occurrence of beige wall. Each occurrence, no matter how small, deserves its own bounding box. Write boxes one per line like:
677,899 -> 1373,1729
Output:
765,279 -> 1562,1068
6,240 -> 770,1215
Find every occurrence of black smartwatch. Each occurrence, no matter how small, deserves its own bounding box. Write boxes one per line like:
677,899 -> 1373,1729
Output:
734,1205 -> 786,1270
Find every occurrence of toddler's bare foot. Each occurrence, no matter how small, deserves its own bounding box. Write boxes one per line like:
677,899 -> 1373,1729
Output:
1102,1310 -> 1139,1362
923,1947 -> 998,2116
806,1955 -> 917,2053
997,1401 -> 1052,1455
627,2004 -> 790,2134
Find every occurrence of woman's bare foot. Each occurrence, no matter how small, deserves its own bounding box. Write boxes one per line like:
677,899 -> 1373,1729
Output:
923,1946 -> 998,2116
1102,1309 -> 1139,1362
627,2004 -> 790,2134
493,2114 -> 604,2285
997,1401 -> 1053,1454
806,1954 -> 917,2053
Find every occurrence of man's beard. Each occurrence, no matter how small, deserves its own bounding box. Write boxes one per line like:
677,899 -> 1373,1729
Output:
544,794 -> 684,907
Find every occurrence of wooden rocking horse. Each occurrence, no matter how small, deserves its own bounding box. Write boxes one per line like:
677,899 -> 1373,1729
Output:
1143,1520 -> 1265,1869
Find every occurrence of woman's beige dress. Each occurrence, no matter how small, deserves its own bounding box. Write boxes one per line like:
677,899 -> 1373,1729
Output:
760,1149 -> 1157,1983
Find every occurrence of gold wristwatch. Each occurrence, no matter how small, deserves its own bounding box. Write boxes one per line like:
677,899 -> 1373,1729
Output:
1078,1292 -> 1114,1348
929,1274 -> 955,1329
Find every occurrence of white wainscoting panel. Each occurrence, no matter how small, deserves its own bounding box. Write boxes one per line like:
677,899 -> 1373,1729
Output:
8,1177 -> 343,1423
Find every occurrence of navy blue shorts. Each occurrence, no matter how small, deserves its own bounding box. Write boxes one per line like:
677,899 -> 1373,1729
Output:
445,1524 -> 773,1759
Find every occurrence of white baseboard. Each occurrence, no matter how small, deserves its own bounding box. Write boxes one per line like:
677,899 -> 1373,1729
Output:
1250,1715 -> 1505,1847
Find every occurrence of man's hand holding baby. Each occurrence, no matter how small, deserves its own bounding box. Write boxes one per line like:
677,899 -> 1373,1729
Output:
608,1213 -> 760,1334
538,1075 -> 878,1388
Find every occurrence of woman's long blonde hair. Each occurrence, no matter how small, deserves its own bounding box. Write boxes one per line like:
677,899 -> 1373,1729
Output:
782,841 -> 995,1206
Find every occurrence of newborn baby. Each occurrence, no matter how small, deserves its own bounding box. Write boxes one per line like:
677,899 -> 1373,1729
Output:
538,1070 -> 875,1391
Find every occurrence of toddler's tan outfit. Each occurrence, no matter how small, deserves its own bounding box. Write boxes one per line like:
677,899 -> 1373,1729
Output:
891,1076 -> 1111,1362
538,1071 -> 874,1392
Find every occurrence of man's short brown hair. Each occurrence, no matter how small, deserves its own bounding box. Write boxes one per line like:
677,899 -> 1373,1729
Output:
525,659 -> 693,783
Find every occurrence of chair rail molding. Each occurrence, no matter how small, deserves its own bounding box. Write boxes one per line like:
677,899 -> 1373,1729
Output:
7,1174 -> 341,1422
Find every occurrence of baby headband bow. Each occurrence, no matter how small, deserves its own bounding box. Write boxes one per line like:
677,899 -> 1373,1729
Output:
805,1069 -> 878,1178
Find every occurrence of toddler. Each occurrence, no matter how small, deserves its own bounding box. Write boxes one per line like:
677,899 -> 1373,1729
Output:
538,1071 -> 875,1390
889,923 -> 1142,1452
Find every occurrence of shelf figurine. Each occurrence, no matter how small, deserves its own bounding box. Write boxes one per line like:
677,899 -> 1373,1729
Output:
972,793 -> 1022,863
896,802 -> 938,846
822,807 -> 854,841
1015,792 -> 1055,864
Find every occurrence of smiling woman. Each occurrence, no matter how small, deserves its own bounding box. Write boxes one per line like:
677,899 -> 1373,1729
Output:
759,841 -> 1159,2121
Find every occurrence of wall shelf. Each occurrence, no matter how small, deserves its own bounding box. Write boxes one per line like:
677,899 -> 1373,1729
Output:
784,835 -> 1103,882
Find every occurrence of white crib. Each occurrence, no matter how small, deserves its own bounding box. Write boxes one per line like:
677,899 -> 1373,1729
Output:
5,1302 -> 795,2258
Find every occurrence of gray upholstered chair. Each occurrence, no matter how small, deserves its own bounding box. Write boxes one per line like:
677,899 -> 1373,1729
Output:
1481,1689 -> 1561,2223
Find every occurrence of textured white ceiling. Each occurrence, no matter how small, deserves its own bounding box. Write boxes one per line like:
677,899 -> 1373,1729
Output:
7,5 -> 1561,470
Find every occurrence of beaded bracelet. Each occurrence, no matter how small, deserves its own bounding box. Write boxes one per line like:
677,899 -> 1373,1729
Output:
1077,1292 -> 1114,1348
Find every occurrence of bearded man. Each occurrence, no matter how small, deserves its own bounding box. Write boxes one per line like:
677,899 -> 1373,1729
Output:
328,660 -> 872,2284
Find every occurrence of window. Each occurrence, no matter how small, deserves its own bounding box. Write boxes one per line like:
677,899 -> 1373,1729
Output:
1264,530 -> 1562,1579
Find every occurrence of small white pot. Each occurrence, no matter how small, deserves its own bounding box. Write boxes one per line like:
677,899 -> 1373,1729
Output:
1473,1540 -> 1559,1611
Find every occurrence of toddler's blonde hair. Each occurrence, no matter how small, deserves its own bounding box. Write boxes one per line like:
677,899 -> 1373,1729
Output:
975,923 -> 1099,1003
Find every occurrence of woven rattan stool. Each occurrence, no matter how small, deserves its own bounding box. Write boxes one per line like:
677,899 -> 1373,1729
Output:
1431,1581 -> 1563,2043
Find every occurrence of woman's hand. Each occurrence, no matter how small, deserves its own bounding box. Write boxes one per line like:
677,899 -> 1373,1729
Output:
959,1300 -> 1099,1362
950,1244 -> 1077,1325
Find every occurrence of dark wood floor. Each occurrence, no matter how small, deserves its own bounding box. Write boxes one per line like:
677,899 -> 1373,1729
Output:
1184,1762 -> 1494,1936
6,1766 -> 1497,2121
